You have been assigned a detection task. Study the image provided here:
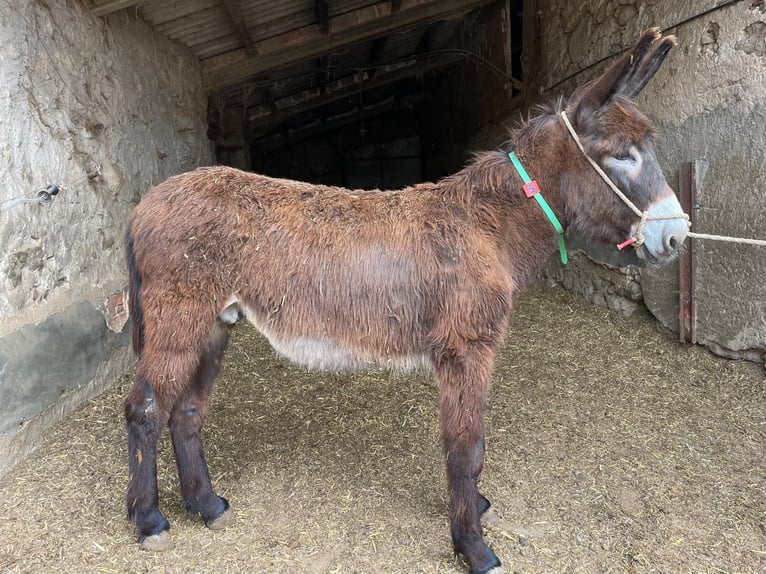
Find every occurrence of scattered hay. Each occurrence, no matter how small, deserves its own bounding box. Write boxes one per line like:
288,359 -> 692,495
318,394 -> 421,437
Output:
0,284 -> 764,573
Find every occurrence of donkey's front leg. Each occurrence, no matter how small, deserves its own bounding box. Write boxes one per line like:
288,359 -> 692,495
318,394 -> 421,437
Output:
434,345 -> 501,574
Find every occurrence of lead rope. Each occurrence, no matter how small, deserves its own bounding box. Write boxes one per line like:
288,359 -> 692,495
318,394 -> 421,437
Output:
559,111 -> 766,249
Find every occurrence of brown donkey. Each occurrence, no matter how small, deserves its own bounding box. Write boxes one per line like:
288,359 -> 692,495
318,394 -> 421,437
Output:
124,29 -> 686,573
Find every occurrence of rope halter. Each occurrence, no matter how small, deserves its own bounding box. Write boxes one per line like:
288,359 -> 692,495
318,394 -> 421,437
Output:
559,110 -> 690,249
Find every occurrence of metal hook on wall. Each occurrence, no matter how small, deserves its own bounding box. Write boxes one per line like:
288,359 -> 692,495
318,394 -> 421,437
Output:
0,184 -> 60,214
0,165 -> 101,215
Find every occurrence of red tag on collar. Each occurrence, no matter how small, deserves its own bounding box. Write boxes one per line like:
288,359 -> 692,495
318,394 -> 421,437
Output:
523,180 -> 540,198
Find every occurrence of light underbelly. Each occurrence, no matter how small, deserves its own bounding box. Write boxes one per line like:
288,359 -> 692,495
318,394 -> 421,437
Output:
219,301 -> 430,372
265,334 -> 430,372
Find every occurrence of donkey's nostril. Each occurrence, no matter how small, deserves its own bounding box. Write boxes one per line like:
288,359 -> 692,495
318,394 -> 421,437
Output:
665,233 -> 685,251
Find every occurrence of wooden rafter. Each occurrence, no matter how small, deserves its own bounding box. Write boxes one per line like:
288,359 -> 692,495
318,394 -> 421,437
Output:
367,36 -> 389,78
316,0 -> 330,34
315,54 -> 331,93
202,0 -> 495,94
221,0 -> 255,54
254,96 -> 425,152
246,52 -> 463,134
416,20 -> 442,54
92,0 -> 142,16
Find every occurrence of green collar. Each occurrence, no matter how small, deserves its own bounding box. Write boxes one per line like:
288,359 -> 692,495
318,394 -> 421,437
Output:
508,151 -> 568,265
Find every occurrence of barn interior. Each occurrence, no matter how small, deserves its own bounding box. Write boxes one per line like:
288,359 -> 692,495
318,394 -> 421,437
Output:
92,0 -> 524,187
1,3 -> 765,571
2,0 -> 764,492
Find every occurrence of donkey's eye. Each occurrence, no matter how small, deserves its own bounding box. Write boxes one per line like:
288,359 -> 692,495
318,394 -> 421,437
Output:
603,146 -> 641,173
613,151 -> 637,162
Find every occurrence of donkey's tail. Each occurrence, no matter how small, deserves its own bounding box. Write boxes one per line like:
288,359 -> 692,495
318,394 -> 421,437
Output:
125,229 -> 145,356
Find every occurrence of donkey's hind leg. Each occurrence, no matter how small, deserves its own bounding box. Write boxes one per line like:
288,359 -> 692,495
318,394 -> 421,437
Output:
169,318 -> 234,529
126,324 -> 211,549
125,373 -> 173,550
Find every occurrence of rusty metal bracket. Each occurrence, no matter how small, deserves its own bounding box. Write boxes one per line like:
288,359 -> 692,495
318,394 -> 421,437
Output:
678,160 -> 707,344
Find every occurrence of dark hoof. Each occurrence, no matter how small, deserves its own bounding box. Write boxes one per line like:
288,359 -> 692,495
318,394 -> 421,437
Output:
465,545 -> 501,574
469,556 -> 502,574
139,529 -> 172,551
206,506 -> 235,531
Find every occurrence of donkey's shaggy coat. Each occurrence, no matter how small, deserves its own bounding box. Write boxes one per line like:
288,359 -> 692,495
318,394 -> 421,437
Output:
124,29 -> 686,573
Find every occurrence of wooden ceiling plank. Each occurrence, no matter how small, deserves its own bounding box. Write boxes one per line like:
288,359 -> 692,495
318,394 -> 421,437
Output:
92,0 -> 143,17
202,0 -> 494,94
221,0 -> 256,54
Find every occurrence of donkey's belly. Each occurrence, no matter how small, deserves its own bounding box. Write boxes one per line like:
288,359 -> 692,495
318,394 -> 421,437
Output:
265,333 -> 430,372
226,302 -> 430,372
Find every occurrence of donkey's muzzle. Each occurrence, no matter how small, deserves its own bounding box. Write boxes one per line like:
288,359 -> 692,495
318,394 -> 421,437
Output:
635,193 -> 689,263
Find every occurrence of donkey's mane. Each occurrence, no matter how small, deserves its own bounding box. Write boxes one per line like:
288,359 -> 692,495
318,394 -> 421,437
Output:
437,96 -> 565,206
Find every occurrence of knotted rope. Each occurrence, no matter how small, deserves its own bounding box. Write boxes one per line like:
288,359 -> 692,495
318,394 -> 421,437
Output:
559,111 -> 766,248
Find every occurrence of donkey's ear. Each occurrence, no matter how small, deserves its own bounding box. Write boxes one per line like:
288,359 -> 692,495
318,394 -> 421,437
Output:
618,33 -> 676,99
572,28 -> 674,119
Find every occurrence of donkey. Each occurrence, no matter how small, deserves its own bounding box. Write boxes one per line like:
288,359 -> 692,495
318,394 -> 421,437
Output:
123,29 -> 686,573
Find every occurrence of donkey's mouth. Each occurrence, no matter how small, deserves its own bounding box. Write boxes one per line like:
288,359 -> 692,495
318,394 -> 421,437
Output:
636,244 -> 659,264
636,243 -> 679,265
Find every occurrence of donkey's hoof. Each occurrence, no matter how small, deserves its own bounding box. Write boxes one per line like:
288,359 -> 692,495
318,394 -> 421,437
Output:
139,529 -> 172,552
470,563 -> 504,574
206,507 -> 235,531
465,546 -> 501,574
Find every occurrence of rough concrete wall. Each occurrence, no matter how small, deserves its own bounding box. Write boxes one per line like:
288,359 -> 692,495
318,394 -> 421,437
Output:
0,0 -> 213,474
641,5 -> 766,362
526,0 -> 765,362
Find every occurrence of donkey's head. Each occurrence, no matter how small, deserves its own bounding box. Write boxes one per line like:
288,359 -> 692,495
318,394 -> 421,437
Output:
563,28 -> 688,263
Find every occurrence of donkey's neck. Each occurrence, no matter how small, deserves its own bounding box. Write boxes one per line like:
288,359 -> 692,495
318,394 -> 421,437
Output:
439,112 -> 573,288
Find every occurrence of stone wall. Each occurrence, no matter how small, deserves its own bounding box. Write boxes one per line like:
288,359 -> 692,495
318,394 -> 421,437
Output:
0,0 -> 213,474
502,0 -> 765,362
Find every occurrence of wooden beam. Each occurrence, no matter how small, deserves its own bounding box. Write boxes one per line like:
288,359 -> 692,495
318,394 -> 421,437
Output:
247,53 -> 462,134
221,0 -> 256,54
92,0 -> 142,16
415,20 -> 442,54
315,54 -> 331,93
253,95 -> 427,153
367,36 -> 389,78
316,0 -> 330,34
202,0 -> 495,94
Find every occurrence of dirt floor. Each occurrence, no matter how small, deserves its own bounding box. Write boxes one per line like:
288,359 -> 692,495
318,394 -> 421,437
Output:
0,283 -> 764,574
